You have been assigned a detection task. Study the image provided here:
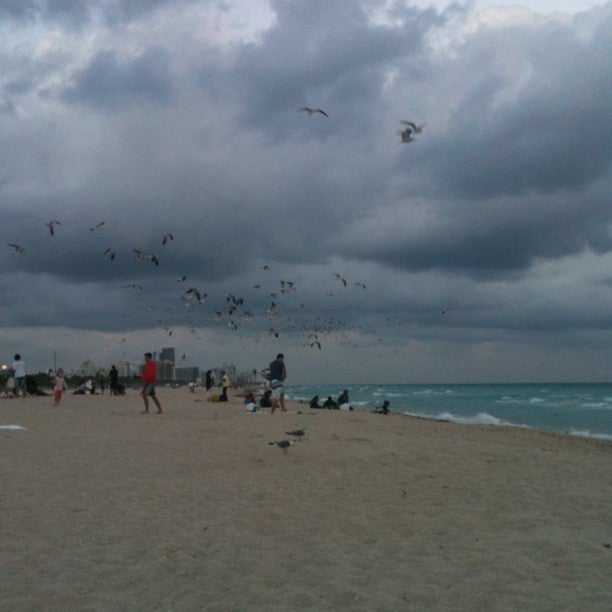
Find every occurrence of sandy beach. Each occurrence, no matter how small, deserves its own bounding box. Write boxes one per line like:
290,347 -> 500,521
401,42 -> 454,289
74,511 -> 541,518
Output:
1,387 -> 610,611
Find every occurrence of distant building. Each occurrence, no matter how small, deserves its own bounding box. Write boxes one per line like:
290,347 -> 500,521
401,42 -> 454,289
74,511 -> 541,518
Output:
160,347 -> 175,364
157,359 -> 175,382
175,366 -> 199,384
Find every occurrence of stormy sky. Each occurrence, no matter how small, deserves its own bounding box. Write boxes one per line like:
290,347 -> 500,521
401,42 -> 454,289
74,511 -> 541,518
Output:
1,0 -> 611,384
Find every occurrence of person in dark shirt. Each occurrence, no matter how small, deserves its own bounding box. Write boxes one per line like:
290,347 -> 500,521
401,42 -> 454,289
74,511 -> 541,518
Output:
309,395 -> 321,408
323,396 -> 338,409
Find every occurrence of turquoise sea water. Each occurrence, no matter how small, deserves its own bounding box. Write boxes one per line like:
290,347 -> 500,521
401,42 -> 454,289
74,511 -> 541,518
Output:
286,383 -> 612,441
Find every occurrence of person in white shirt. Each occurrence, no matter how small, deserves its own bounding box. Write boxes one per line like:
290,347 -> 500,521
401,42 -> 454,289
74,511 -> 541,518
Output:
11,354 -> 26,398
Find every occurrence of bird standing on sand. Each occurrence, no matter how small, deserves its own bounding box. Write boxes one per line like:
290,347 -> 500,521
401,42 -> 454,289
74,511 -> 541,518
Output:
286,427 -> 307,441
299,107 -> 329,117
268,440 -> 293,452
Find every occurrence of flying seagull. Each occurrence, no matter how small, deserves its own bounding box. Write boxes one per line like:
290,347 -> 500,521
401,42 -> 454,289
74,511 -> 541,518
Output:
400,120 -> 425,134
162,233 -> 173,245
399,127 -> 415,143
268,439 -> 293,452
280,280 -> 295,294
186,287 -> 207,303
7,243 -> 25,254
333,273 -> 347,287
46,220 -> 61,236
89,221 -> 105,231
104,248 -> 116,261
299,107 -> 328,117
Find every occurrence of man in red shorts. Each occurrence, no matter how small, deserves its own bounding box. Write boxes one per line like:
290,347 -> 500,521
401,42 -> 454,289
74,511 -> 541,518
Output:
140,352 -> 163,414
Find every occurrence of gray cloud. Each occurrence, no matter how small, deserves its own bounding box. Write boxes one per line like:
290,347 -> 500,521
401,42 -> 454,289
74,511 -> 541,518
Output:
61,46 -> 174,108
1,0 -> 611,380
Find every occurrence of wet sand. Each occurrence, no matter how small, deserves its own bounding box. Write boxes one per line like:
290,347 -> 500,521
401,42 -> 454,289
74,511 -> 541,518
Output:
1,388 -> 610,610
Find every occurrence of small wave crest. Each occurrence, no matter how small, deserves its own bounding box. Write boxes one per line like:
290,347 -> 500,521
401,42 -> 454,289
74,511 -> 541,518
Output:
403,411 -> 521,428
569,429 -> 612,442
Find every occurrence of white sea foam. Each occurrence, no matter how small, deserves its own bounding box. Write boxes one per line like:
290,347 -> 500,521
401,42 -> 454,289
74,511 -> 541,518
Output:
580,402 -> 612,411
569,429 -> 612,442
0,425 -> 26,430
403,411 -> 523,428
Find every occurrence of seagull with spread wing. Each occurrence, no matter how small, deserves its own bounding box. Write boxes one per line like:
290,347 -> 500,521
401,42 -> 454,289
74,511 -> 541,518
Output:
46,220 -> 61,236
299,107 -> 328,117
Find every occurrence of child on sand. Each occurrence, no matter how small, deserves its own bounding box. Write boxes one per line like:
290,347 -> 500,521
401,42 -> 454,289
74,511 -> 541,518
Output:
53,369 -> 67,406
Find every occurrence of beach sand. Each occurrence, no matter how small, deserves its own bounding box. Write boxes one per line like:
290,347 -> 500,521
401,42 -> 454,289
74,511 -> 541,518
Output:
1,388 -> 610,611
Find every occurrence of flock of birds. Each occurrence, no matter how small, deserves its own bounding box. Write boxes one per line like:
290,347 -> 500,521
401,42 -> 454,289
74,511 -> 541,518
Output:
6,107 -> 428,358
6,212 -> 377,353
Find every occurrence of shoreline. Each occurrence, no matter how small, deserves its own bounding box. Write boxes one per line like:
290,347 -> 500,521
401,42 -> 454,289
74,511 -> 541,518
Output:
2,388 -> 610,610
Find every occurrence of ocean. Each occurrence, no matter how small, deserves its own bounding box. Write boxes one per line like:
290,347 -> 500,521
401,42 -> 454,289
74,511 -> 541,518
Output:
286,383 -> 612,442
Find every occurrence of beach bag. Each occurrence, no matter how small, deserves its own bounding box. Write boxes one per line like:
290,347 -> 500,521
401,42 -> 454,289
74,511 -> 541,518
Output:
211,394 -> 220,402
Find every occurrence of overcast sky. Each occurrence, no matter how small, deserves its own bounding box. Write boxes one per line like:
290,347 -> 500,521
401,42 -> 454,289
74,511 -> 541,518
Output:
1,0 -> 611,384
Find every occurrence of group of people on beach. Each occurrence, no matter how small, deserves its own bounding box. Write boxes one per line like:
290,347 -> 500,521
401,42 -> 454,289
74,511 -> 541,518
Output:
1,350 -> 291,418
309,389 -> 354,411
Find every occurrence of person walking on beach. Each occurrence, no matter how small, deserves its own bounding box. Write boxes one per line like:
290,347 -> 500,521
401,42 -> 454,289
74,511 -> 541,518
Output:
220,370 -> 229,401
11,354 -> 27,399
205,369 -> 214,400
53,369 -> 67,406
109,365 -> 119,396
140,352 -> 163,414
269,353 -> 287,414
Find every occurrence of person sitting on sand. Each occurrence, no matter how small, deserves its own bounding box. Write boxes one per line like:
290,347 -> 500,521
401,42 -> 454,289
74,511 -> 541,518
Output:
323,396 -> 338,409
244,392 -> 258,413
259,389 -> 272,408
337,389 -> 349,406
309,395 -> 321,408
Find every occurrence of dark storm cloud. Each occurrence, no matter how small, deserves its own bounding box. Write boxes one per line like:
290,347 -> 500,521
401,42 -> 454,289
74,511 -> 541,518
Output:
339,186 -> 612,278
407,9 -> 612,200
61,46 -> 174,108
223,0 -> 447,136
2,0 -> 612,380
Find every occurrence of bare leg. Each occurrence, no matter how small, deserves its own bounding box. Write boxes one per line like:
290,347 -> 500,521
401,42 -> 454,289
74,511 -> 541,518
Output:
152,395 -> 163,413
141,390 -> 150,413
